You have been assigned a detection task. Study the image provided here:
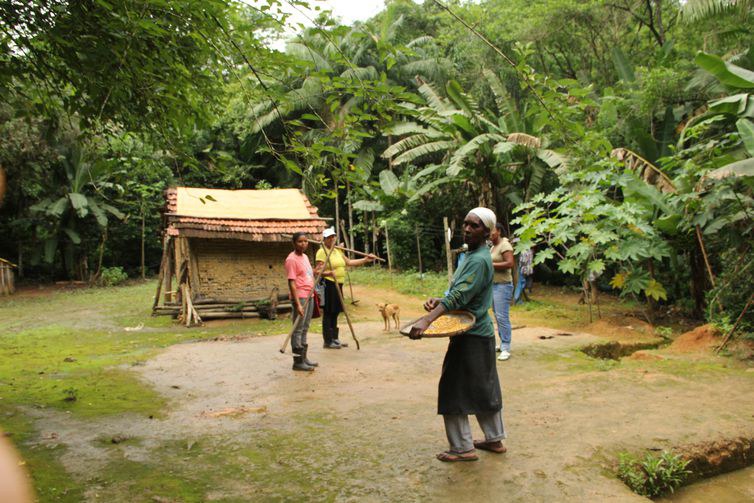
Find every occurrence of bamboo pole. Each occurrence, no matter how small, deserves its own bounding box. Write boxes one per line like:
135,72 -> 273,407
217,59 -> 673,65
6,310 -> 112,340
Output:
282,235 -> 385,262
443,217 -> 453,286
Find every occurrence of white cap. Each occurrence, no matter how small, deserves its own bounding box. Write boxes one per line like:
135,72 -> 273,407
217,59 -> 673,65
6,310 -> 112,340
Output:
322,227 -> 336,238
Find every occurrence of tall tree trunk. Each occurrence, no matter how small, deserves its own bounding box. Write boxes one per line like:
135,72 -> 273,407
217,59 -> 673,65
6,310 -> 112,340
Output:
346,178 -> 354,256
0,166 -> 6,207
689,247 -> 707,319
141,210 -> 146,279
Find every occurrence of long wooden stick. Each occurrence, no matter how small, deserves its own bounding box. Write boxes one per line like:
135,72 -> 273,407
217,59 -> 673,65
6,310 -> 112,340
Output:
332,278 -> 360,350
696,225 -> 716,288
282,235 -> 386,262
715,293 -> 753,354
279,243 -> 335,353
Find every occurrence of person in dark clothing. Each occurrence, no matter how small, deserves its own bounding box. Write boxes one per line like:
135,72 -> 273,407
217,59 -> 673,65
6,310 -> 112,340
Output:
409,207 -> 507,462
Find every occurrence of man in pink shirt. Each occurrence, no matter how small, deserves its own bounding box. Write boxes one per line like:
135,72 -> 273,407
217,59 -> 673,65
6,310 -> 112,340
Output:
285,232 -> 319,371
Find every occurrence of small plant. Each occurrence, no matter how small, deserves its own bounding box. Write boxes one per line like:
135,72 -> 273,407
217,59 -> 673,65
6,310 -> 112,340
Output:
655,326 -> 673,340
100,266 -> 128,287
63,387 -> 78,402
618,450 -> 691,497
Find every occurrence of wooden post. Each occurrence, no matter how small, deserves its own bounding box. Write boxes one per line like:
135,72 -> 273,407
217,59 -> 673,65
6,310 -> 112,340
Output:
140,210 -> 146,279
415,224 -> 423,278
152,236 -> 170,312
339,219 -> 352,257
384,222 -> 393,274
443,217 -> 453,286
363,210 -> 370,254
371,211 -> 378,261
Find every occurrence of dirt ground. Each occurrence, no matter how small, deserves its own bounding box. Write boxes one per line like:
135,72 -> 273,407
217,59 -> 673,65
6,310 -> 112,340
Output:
23,284 -> 754,502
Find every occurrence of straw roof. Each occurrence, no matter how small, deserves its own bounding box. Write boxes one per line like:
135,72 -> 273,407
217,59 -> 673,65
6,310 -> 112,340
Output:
164,187 -> 327,242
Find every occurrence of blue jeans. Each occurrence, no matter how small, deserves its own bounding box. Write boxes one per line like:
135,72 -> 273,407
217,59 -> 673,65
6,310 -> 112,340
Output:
492,282 -> 513,351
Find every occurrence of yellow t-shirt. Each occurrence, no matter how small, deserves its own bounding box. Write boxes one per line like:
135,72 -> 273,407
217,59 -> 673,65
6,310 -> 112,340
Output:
490,238 -> 514,283
315,246 -> 346,283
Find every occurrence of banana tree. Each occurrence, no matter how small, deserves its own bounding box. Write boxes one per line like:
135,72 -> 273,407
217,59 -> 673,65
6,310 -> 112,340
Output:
381,74 -> 564,217
30,144 -> 124,279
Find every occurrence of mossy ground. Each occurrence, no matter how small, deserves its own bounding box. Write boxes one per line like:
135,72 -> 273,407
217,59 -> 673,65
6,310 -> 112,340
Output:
0,281 -> 290,501
1,273 -> 750,502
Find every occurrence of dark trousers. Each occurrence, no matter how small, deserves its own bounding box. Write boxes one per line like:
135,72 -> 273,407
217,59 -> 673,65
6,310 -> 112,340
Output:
322,280 -> 343,344
322,311 -> 339,344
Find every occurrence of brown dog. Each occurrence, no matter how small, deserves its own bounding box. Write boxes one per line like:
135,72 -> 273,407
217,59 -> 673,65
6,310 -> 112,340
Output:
376,303 -> 401,331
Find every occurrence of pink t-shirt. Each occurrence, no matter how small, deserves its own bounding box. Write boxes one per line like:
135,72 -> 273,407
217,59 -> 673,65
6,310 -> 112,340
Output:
285,251 -> 314,298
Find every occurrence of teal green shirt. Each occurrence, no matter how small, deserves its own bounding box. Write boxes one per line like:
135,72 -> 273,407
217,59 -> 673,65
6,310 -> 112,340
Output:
440,245 -> 494,337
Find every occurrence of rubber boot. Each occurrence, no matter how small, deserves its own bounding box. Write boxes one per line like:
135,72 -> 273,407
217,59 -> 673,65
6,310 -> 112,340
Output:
292,350 -> 314,371
332,327 -> 348,348
302,344 -> 318,367
323,325 -> 340,349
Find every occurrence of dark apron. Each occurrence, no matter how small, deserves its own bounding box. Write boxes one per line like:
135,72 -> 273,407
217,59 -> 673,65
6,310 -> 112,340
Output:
438,334 -> 502,415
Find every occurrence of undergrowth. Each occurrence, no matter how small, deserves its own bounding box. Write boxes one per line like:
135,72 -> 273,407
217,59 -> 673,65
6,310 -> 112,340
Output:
618,450 -> 691,497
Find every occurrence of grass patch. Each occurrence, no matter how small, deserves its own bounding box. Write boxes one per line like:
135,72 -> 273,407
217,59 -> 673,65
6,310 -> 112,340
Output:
0,281 -> 307,501
618,450 -> 691,497
349,268 -> 449,298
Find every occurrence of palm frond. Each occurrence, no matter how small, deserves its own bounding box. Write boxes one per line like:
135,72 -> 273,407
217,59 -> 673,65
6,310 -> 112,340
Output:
393,140 -> 457,166
446,80 -> 481,117
285,42 -> 332,72
447,133 -> 505,176
525,163 -> 548,202
407,35 -> 435,48
682,0 -> 750,22
536,149 -> 567,169
401,59 -> 447,82
611,148 -> 677,193
507,133 -> 542,149
416,80 -> 452,113
341,65 -> 379,81
483,69 -> 518,124
384,122 -> 445,138
382,134 -> 432,159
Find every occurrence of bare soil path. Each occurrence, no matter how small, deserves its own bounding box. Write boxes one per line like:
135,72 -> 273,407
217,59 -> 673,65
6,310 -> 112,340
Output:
26,284 -> 754,502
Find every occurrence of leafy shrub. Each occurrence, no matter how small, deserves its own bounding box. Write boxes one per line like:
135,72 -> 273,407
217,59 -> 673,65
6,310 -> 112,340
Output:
100,266 -> 128,287
655,326 -> 673,339
618,451 -> 691,497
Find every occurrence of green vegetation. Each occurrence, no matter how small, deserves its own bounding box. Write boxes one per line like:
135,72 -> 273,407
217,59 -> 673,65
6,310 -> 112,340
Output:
99,266 -> 128,287
618,450 -> 691,497
349,267 -> 449,298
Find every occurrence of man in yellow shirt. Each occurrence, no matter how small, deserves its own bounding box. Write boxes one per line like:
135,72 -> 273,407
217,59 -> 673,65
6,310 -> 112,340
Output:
315,227 -> 376,349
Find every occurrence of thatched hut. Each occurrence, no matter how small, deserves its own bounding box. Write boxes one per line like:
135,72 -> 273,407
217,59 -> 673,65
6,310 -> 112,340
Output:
0,258 -> 16,296
152,187 -> 327,325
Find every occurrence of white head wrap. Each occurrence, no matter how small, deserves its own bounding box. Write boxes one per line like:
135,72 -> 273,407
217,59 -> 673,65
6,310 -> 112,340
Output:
468,207 -> 496,231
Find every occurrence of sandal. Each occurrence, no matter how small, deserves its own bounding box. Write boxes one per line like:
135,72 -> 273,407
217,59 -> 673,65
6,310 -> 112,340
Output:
436,450 -> 478,462
473,440 -> 507,453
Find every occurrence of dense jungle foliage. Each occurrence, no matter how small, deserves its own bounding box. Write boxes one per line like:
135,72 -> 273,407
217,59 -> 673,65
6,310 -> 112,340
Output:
0,0 -> 752,331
